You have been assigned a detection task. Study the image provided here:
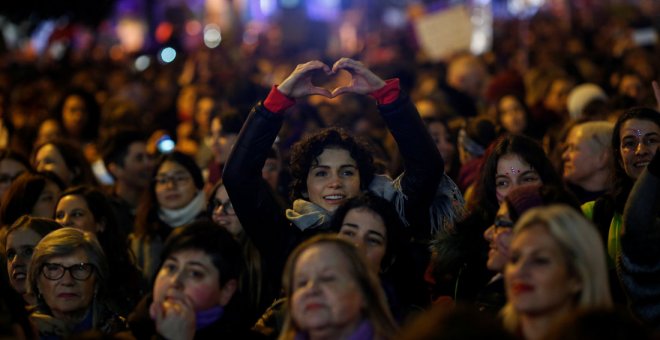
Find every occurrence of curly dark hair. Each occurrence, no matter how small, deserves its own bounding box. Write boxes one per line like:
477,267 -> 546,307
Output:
288,127 -> 376,201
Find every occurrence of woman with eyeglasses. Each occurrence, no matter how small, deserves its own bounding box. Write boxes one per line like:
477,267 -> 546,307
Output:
54,186 -> 145,316
27,227 -> 127,338
130,151 -> 207,281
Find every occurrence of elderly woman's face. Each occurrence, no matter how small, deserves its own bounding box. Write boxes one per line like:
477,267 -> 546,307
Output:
55,195 -> 103,233
562,125 -> 605,185
504,223 -> 581,317
495,154 -> 541,203
6,228 -> 43,296
34,144 -> 72,185
153,249 -> 234,312
291,244 -> 364,336
305,148 -> 361,213
37,248 -> 97,318
155,161 -> 197,210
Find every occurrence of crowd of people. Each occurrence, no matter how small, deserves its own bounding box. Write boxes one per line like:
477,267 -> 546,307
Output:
1,2 -> 660,339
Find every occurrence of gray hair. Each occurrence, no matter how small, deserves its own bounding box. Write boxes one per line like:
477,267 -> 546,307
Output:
27,227 -> 108,313
574,121 -> 614,155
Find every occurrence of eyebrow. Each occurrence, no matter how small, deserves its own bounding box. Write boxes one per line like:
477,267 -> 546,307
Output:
185,261 -> 210,270
310,164 -> 357,169
342,223 -> 386,239
157,170 -> 188,177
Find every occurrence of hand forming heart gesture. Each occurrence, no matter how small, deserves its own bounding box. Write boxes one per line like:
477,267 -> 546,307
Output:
277,58 -> 387,99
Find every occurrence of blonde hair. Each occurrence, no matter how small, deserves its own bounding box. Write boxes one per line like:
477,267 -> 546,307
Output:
501,205 -> 612,331
279,235 -> 397,340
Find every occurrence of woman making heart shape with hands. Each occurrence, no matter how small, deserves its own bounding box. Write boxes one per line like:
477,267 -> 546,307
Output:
222,58 -> 464,311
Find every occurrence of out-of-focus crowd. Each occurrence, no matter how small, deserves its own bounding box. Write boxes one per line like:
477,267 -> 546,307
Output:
1,2 -> 660,339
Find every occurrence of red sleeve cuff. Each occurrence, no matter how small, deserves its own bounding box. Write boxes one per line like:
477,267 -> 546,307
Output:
369,79 -> 400,105
264,85 -> 296,113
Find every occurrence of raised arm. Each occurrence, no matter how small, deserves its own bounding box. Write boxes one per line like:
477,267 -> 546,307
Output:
332,58 -> 447,238
222,61 -> 333,270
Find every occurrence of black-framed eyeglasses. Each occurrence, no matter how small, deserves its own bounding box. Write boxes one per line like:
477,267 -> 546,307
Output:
210,199 -> 235,215
41,263 -> 95,281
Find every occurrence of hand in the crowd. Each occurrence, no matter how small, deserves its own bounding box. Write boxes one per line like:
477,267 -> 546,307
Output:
653,80 -> 660,112
277,60 -> 333,98
331,58 -> 387,97
150,291 -> 196,340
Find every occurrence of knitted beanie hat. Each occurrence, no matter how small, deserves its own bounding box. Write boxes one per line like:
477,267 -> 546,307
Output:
504,184 -> 544,221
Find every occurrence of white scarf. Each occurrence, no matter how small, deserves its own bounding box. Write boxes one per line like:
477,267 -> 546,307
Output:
158,191 -> 206,228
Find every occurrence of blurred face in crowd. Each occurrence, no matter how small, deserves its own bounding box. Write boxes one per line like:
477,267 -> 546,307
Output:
6,228 -> 43,296
428,121 -> 456,174
484,203 -> 514,272
498,96 -> 527,135
306,148 -> 361,213
153,249 -> 235,312
211,185 -> 242,237
35,119 -> 63,147
31,179 -> 61,218
155,161 -> 197,210
562,125 -> 606,185
62,95 -> 87,138
495,153 -> 542,203
338,208 -> 387,272
208,117 -> 238,164
0,158 -> 27,197
34,144 -> 72,185
115,141 -> 153,189
262,157 -> 281,191
37,248 -> 97,319
618,74 -> 643,101
291,243 -> 365,337
55,195 -> 103,234
505,224 -> 581,318
619,119 -> 660,180
544,79 -> 573,113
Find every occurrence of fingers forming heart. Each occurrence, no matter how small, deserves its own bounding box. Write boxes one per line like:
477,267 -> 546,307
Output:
310,68 -> 354,98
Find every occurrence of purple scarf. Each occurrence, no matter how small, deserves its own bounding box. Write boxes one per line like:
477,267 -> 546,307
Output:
294,319 -> 375,340
195,306 -> 224,330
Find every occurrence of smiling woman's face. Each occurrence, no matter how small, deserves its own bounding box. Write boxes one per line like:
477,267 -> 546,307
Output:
618,119 -> 660,180
305,148 -> 361,213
